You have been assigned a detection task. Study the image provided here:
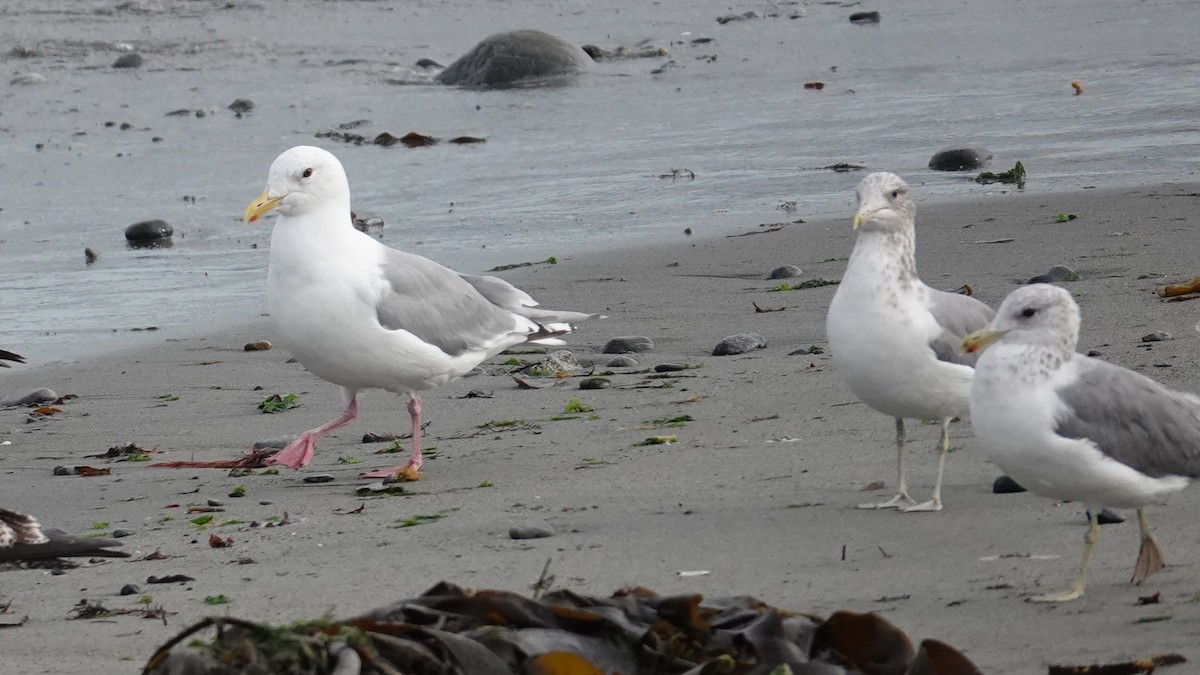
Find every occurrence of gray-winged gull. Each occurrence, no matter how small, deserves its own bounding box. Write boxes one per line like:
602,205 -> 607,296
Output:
244,146 -> 594,481
1,507 -> 128,562
963,283 -> 1200,602
826,172 -> 994,512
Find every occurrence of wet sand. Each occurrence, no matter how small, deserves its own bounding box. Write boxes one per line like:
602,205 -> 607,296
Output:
3,183 -> 1200,673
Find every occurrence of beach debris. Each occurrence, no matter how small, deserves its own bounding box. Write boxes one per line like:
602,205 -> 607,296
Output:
208,534 -> 233,549
1027,265 -> 1080,284
582,43 -> 669,60
753,302 -> 786,313
1054,213 -> 1078,223
142,582 -> 982,674
257,393 -> 299,413
242,340 -> 271,351
859,480 -> 886,491
928,147 -> 992,171
2,388 -> 57,406
804,81 -> 825,90
824,162 -> 865,172
71,599 -> 169,624
73,466 -> 111,477
28,405 -> 62,418
677,570 -> 711,578
302,474 -> 335,484
511,374 -> 550,389
717,10 -> 760,23
1048,653 -> 1185,675
849,10 -> 882,24
634,435 -> 677,446
967,238 -> 1015,244
728,223 -> 787,237
657,168 -> 695,180
975,161 -> 1026,188
1070,79 -> 1084,95
487,256 -> 558,272
770,278 -> 839,291
1155,275 -> 1200,299
766,264 -> 803,279
84,247 -> 99,265
1142,331 -> 1172,343
789,346 -> 824,355
149,448 -> 275,470
1138,592 -> 1163,605
124,219 -> 174,247
86,441 -> 156,461
713,333 -> 767,356
603,336 -> 654,354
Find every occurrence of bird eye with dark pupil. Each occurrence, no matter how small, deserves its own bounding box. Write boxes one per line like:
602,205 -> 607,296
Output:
1021,307 -> 1037,318
301,168 -> 313,178
891,189 -> 901,199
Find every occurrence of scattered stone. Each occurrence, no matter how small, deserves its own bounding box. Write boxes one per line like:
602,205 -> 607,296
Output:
85,247 -> 99,265
112,529 -> 133,538
10,72 -> 46,85
1142,331 -> 1171,343
112,53 -> 144,69
992,475 -> 1026,494
3,387 -> 58,406
578,377 -> 611,390
766,265 -> 802,280
243,340 -> 272,352
1026,265 -> 1079,284
302,474 -> 336,484
415,58 -> 443,69
713,333 -> 767,356
849,11 -> 881,24
207,499 -> 224,507
124,219 -> 173,245
606,355 -> 638,368
717,11 -> 760,24
603,336 -> 654,354
654,364 -> 687,373
928,147 -> 992,171
227,98 -> 254,114
789,345 -> 825,356
436,30 -> 591,88
508,524 -> 554,540
53,466 -> 71,476
530,350 -> 580,374
1092,509 -> 1125,525
119,584 -> 141,596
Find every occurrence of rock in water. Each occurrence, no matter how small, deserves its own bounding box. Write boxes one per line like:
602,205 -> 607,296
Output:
125,219 -> 174,246
928,148 -> 992,171
436,30 -> 591,88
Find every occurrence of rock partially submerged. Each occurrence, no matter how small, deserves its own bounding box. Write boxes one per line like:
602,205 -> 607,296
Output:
436,29 -> 591,89
928,147 -> 992,171
124,219 -> 173,247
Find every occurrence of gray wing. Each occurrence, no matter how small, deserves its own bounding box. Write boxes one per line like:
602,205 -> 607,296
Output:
0,349 -> 23,367
375,249 -> 529,357
925,289 -> 995,365
459,273 -> 596,323
1055,357 -> 1200,478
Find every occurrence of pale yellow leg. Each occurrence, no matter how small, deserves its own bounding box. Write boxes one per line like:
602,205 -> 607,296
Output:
903,417 -> 950,513
1031,512 -> 1099,603
1131,508 -> 1166,584
859,418 -> 917,509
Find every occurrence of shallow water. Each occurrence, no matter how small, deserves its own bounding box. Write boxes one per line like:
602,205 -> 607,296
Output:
0,0 -> 1197,362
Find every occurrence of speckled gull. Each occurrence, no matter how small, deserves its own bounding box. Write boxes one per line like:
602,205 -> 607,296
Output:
963,284 -> 1200,602
826,172 -> 994,512
244,146 -> 595,481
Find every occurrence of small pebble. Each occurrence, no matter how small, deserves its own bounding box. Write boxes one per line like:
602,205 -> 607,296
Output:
1090,509 -> 1125,525
603,336 -> 654,354
1086,349 -> 1103,357
258,500 -> 272,506
111,529 -> 133,538
302,474 -> 336,483
112,53 -> 143,69
3,387 -> 58,406
227,98 -> 254,114
606,355 -> 638,367
766,265 -> 803,280
415,58 -> 444,69
1141,331 -> 1171,343
579,377 -> 611,390
849,10 -> 881,24
119,584 -> 141,596
1026,265 -> 1079,284
654,363 -> 686,372
508,524 -> 554,540
992,475 -> 1026,494
712,333 -> 767,356
207,499 -> 224,507
244,340 -> 272,351
53,465 -> 70,476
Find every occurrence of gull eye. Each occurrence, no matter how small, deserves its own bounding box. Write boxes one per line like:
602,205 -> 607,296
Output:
301,167 -> 313,179
1021,307 -> 1037,318
891,189 -> 900,199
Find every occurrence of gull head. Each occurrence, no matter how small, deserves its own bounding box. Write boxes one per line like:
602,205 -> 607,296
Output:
961,283 -> 1080,356
244,145 -> 350,223
852,172 -> 915,232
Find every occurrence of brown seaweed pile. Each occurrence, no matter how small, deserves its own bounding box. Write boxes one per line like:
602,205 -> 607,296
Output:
143,581 -> 981,675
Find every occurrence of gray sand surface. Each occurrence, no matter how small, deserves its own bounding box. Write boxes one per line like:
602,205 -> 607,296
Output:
3,184 -> 1200,673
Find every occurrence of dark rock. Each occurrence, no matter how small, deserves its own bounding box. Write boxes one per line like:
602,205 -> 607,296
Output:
84,247 -> 99,265
124,219 -> 173,244
717,11 -> 760,24
928,147 -> 992,171
603,336 -> 654,354
849,11 -> 881,24
112,53 -> 143,69
206,499 -> 223,507
119,583 -> 141,595
111,529 -> 133,538
1090,509 -> 1125,525
436,30 -> 591,88
243,340 -> 272,351
508,524 -> 554,540
1026,265 -> 1079,284
302,474 -> 336,484
579,377 -> 611,390
713,333 -> 767,356
1142,331 -> 1171,343
416,58 -> 444,69
654,364 -> 687,373
227,98 -> 254,114
3,387 -> 58,406
992,475 -> 1026,494
606,355 -> 638,368
766,264 -> 803,280
52,466 -> 70,476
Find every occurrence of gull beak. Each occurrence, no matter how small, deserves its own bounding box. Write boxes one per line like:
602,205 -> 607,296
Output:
961,328 -> 1007,355
243,191 -> 284,223
851,207 -> 878,230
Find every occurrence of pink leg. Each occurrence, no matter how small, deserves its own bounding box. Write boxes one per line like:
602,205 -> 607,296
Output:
361,394 -> 425,481
266,394 -> 358,469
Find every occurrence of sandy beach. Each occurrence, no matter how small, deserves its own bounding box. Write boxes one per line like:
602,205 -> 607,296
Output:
3,182 -> 1200,673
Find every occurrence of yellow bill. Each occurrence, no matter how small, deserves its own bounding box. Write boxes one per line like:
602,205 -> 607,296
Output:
961,327 -> 1007,355
243,192 -> 283,223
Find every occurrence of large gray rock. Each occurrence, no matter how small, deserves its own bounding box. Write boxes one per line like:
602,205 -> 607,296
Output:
713,333 -> 767,356
436,30 -> 591,88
